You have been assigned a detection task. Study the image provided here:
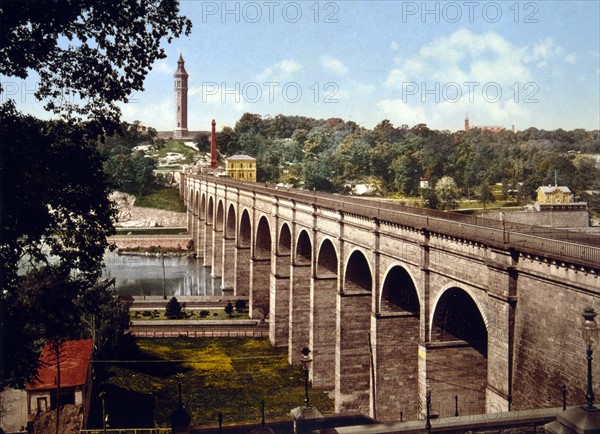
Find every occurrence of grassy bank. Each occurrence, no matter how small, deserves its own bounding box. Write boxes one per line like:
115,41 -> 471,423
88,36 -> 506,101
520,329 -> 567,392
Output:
92,338 -> 334,428
135,187 -> 186,212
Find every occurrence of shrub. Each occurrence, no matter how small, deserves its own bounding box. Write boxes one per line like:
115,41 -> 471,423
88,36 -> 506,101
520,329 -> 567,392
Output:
166,297 -> 183,319
199,310 -> 210,317
225,301 -> 234,318
235,299 -> 247,313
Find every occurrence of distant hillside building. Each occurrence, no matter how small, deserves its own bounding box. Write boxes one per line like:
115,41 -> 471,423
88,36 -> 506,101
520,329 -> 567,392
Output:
26,339 -> 94,423
537,186 -> 573,204
464,114 -> 513,133
226,155 -> 257,182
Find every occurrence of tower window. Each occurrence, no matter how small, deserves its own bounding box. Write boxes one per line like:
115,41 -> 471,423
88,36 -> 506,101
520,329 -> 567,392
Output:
178,106 -> 180,111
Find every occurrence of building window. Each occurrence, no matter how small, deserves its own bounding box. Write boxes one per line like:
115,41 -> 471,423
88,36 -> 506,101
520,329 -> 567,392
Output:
37,397 -> 47,413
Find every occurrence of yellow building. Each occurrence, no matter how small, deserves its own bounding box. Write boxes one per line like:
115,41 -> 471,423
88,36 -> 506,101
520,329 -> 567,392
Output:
536,186 -> 573,204
225,155 -> 257,182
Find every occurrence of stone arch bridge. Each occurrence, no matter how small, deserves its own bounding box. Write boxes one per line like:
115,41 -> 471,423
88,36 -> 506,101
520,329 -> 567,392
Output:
180,173 -> 599,422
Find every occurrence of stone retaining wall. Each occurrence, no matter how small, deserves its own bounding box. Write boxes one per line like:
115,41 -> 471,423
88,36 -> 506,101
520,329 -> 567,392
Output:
109,235 -> 192,250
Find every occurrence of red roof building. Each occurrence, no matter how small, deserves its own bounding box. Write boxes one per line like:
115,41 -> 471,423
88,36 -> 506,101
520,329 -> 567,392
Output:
26,339 -> 94,420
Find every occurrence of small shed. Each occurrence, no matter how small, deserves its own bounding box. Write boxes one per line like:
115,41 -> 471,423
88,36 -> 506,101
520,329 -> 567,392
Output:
26,339 -> 94,420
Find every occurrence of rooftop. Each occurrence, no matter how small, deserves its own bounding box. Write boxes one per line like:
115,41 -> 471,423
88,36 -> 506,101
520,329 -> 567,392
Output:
26,339 -> 94,391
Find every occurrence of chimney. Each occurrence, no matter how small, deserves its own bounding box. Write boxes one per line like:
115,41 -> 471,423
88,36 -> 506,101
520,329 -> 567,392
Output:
211,119 -> 217,169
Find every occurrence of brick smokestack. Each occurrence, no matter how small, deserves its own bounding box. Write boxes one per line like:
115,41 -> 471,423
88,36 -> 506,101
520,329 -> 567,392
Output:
211,119 -> 217,169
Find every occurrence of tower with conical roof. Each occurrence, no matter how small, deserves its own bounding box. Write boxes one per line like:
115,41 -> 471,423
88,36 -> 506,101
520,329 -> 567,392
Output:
174,53 -> 188,138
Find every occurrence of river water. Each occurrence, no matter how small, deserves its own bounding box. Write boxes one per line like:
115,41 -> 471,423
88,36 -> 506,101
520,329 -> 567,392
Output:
103,252 -> 223,297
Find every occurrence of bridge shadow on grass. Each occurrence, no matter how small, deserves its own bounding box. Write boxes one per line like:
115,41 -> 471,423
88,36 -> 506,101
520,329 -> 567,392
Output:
88,384 -> 156,429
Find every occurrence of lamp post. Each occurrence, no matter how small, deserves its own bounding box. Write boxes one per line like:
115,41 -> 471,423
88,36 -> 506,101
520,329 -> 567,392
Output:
300,347 -> 312,407
162,253 -> 167,300
99,391 -> 107,434
582,307 -> 598,411
544,307 -> 600,434
175,372 -> 184,409
290,347 -> 322,434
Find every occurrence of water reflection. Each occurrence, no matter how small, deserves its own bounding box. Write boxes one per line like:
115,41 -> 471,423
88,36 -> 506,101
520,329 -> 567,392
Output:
103,252 -> 222,297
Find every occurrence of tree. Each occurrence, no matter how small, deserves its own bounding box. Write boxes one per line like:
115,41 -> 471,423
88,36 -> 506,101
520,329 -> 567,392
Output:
435,176 -> 461,210
217,126 -> 239,156
1,0 -> 192,133
166,297 -> 183,320
477,180 -> 496,209
421,188 -> 439,210
195,133 -> 210,153
1,102 -> 116,290
1,0 -> 191,388
224,302 -> 234,318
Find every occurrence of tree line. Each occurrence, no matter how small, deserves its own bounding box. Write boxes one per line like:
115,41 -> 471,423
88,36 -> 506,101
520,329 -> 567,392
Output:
205,113 -> 600,210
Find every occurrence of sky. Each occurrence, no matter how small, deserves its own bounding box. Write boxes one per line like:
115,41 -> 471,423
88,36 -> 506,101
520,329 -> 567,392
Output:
3,1 -> 600,132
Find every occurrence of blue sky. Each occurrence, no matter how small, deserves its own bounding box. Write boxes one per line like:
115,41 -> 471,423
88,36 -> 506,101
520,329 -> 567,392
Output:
3,1 -> 600,132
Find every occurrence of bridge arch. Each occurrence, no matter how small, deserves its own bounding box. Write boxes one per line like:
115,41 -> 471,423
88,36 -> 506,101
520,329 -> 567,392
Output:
270,222 -> 292,347
311,238 -> 339,389
379,264 -> 420,314
289,228 -> 312,364
278,223 -> 292,254
336,248 -> 373,414
296,229 -> 312,264
207,196 -> 214,225
374,264 -> 421,420
316,238 -> 337,278
225,204 -> 236,239
428,286 -> 488,417
255,215 -> 272,260
344,249 -> 372,294
234,209 -> 252,297
216,200 -> 224,230
430,285 -> 489,340
239,209 -> 252,248
200,193 -> 206,220
250,215 -> 272,320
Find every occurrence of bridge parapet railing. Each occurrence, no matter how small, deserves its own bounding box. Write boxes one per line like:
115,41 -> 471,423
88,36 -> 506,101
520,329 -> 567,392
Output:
188,175 -> 600,267
80,429 -> 171,434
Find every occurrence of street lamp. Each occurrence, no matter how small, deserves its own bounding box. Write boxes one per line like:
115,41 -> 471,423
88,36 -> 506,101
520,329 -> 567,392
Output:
99,391 -> 107,434
300,347 -> 312,407
175,372 -> 184,408
582,307 -> 599,411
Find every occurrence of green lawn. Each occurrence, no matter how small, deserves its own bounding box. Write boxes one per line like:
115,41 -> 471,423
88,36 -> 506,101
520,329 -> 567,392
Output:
152,139 -> 199,164
135,188 -> 187,212
92,338 -> 334,428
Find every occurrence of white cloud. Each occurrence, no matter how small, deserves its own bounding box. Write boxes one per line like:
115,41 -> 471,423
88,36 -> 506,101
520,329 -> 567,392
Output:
377,99 -> 427,126
390,41 -> 399,51
383,28 -> 573,95
152,60 -> 174,75
565,53 -> 577,64
120,98 -> 172,130
321,55 -> 349,75
257,59 -> 302,81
